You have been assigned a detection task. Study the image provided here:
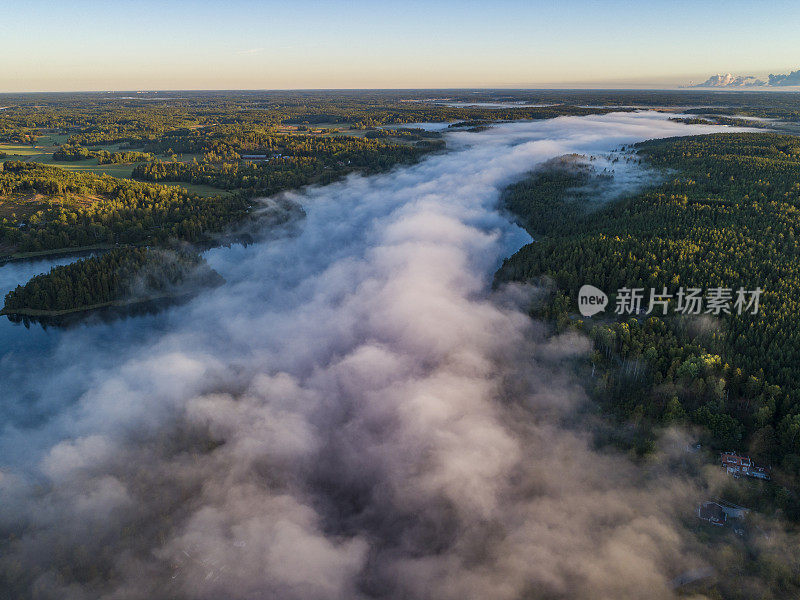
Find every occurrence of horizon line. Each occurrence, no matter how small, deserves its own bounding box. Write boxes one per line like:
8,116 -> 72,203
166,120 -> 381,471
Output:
3,86 -> 800,95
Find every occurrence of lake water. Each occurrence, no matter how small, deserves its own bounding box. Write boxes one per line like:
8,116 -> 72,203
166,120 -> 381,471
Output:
379,121 -> 455,131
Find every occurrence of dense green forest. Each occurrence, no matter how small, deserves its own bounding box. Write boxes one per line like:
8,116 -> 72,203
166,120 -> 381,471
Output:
2,247 -> 222,314
132,129 -> 441,192
500,154 -> 612,234
0,161 -> 251,254
52,145 -> 155,164
497,132 -> 800,498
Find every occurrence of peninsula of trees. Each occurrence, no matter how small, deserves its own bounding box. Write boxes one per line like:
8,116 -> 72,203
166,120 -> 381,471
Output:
2,247 -> 223,317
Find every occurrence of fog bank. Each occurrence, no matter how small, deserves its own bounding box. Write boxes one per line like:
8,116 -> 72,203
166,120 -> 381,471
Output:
0,113 -> 749,599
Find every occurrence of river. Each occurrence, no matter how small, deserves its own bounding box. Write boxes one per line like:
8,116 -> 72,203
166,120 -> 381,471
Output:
0,112 -> 754,599
0,110 -> 750,451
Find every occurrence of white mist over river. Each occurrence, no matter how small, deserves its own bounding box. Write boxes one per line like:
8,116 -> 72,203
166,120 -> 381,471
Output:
0,113 -> 749,599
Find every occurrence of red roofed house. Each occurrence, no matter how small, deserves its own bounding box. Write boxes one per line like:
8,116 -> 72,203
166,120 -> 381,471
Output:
720,452 -> 770,480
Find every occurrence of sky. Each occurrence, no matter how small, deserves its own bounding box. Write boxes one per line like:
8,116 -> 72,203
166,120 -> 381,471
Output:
1,0 -> 799,92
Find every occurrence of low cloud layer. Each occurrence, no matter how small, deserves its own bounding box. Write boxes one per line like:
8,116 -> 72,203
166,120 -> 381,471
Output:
690,69 -> 800,88
0,113 -> 755,599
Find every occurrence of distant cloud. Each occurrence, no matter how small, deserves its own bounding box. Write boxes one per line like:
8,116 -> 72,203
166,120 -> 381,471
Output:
689,73 -> 765,88
689,68 -> 800,88
768,69 -> 800,86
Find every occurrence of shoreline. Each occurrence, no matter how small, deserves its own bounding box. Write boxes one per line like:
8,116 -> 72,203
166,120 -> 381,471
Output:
0,243 -> 115,265
0,290 -> 197,318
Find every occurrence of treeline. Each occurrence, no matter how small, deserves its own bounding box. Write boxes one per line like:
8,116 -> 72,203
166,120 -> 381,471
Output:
363,127 -> 441,140
0,92 -> 637,151
53,145 -> 154,163
3,247 -> 222,313
669,116 -> 771,128
0,161 -> 249,254
2,90 -> 798,154
497,133 -> 800,490
96,149 -> 155,164
52,144 -> 95,161
685,106 -> 800,123
134,157 -> 315,195
132,132 -> 443,193
135,124 -> 442,161
130,124 -> 443,158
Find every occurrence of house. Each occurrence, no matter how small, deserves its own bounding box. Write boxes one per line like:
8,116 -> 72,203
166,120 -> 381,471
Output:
698,501 -> 726,526
715,499 -> 750,520
698,499 -> 750,535
720,452 -> 770,480
721,452 -> 752,475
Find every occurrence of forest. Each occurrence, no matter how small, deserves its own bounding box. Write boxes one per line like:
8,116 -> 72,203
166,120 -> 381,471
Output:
497,132 -> 800,513
2,246 -> 222,315
131,128 -> 441,192
0,161 -> 251,254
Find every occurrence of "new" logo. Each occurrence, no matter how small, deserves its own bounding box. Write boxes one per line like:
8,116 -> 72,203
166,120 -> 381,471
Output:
578,285 -> 608,317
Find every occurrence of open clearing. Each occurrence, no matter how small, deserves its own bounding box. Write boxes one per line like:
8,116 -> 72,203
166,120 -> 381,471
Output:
0,191 -> 104,220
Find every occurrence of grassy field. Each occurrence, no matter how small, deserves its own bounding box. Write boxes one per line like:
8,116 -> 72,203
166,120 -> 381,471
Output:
0,131 -> 69,157
1,131 -> 248,200
295,122 -> 438,145
0,150 -> 140,177
0,154 -> 226,198
35,132 -> 70,146
0,135 -> 218,181
56,161 -> 139,178
172,152 -> 204,162
0,143 -> 46,156
1,128 -> 145,176
0,147 -> 223,188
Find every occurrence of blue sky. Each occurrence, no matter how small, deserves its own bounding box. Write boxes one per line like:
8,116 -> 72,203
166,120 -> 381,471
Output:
2,0 -> 798,91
